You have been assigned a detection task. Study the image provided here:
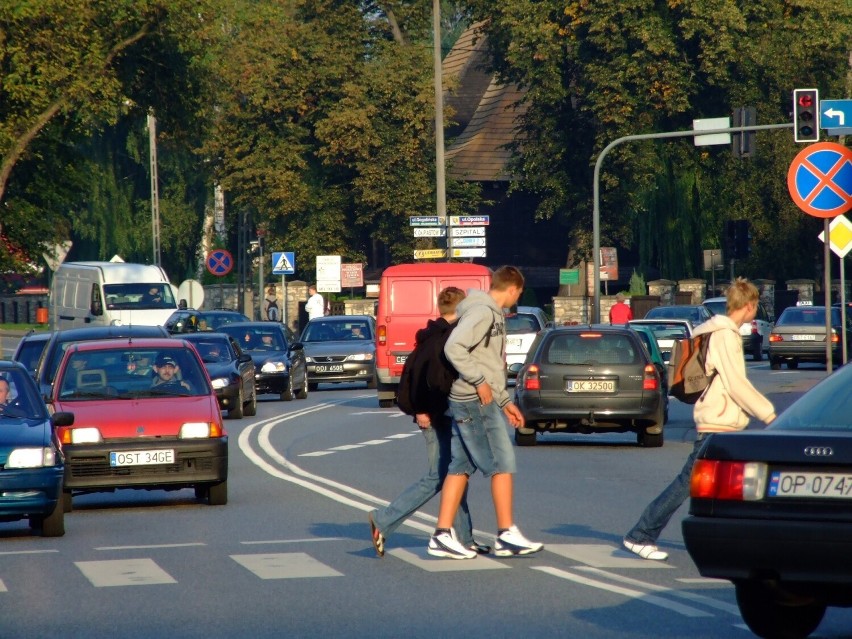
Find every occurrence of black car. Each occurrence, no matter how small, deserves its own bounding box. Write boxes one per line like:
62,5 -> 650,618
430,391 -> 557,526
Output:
768,305 -> 852,369
682,364 -> 852,639
300,315 -> 377,391
12,330 -> 51,376
165,308 -> 250,334
35,324 -> 169,398
513,325 -> 666,447
219,322 -> 308,401
179,332 -> 257,418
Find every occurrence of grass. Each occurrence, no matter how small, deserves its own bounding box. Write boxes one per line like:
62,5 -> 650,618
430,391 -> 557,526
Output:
0,323 -> 49,332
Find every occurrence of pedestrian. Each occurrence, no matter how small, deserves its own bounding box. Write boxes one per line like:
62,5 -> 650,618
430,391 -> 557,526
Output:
428,266 -> 544,559
368,287 -> 489,558
609,292 -> 633,324
622,277 -> 776,560
305,285 -> 325,321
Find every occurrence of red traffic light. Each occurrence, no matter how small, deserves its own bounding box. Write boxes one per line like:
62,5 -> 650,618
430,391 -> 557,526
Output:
793,88 -> 820,143
797,94 -> 814,108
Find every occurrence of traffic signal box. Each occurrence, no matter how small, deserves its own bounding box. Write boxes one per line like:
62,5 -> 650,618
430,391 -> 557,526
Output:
793,89 -> 820,143
724,220 -> 750,260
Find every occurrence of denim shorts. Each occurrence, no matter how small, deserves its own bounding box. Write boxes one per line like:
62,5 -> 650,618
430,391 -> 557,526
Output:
448,399 -> 516,477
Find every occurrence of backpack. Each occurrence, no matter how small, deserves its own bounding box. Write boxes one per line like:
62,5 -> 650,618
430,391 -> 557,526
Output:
396,318 -> 494,416
669,333 -> 715,404
266,299 -> 279,322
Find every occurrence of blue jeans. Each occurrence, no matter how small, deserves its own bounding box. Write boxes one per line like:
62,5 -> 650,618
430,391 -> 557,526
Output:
448,399 -> 516,477
625,435 -> 706,544
370,421 -> 474,545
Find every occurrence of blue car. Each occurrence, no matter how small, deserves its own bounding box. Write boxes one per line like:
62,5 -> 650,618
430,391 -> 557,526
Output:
0,362 -> 72,536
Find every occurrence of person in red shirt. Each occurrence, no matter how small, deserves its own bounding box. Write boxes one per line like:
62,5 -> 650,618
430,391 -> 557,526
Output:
609,293 -> 633,324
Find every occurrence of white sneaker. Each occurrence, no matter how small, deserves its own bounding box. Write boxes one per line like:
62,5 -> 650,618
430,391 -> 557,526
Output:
428,529 -> 477,559
494,525 -> 544,556
623,538 -> 668,561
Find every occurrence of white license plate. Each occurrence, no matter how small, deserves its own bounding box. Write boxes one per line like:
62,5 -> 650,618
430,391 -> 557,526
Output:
110,449 -> 175,467
507,337 -> 523,351
315,364 -> 344,373
566,380 -> 616,393
791,334 -> 816,341
395,355 -> 408,365
768,471 -> 852,499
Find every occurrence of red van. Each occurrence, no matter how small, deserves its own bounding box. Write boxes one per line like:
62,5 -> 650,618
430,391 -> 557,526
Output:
375,262 -> 491,407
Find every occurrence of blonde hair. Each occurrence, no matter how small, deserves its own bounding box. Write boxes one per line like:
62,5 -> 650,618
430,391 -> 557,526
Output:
726,277 -> 759,313
438,287 -> 466,316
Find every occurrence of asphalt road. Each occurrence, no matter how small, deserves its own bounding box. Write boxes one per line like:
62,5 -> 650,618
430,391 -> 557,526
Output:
1,360 -> 849,638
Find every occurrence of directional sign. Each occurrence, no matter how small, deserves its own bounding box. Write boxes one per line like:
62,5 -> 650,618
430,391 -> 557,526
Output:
316,255 -> 341,293
821,100 -> 852,134
206,249 -> 234,277
413,249 -> 447,259
449,215 -> 490,226
409,216 -> 446,226
450,248 -> 486,258
787,142 -> 852,218
449,226 -> 485,237
413,227 -> 447,237
818,214 -> 852,258
448,237 -> 486,248
271,251 -> 295,275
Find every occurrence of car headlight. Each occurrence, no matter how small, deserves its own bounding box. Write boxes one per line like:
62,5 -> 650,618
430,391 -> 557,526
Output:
261,361 -> 286,373
7,447 -> 57,468
210,377 -> 229,389
304,356 -> 314,363
66,427 -> 103,444
345,353 -> 374,362
179,422 -> 223,439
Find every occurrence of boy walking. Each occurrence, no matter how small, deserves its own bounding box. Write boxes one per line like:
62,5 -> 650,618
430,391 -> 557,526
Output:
368,287 -> 489,557
427,266 -> 543,559
623,277 -> 776,560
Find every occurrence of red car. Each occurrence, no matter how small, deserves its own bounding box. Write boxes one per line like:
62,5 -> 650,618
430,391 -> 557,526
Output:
50,338 -> 228,510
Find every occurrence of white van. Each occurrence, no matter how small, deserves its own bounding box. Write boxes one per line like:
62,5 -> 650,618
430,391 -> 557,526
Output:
50,261 -> 178,330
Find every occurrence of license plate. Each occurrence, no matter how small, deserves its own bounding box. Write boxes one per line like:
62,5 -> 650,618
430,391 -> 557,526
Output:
566,380 -> 616,393
315,364 -> 344,373
768,471 -> 852,499
395,355 -> 408,365
791,334 -> 816,341
507,337 -> 523,351
110,449 -> 175,467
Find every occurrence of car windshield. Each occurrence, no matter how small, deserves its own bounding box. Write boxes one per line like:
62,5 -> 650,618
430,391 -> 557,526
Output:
14,338 -> 48,375
200,312 -> 249,330
103,283 -> 176,310
185,337 -> 232,363
646,307 -> 703,322
772,366 -> 852,432
56,348 -> 208,399
631,322 -> 689,341
302,320 -> 372,341
505,313 -> 542,334
220,327 -> 286,352
545,333 -> 639,365
776,307 -> 839,325
0,368 -> 45,419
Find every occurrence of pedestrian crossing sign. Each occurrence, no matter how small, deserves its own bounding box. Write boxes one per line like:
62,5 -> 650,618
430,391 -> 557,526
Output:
272,251 -> 295,275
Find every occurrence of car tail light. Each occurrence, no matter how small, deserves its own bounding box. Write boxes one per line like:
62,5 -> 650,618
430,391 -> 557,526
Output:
769,333 -> 783,343
377,325 -> 387,346
751,320 -> 758,335
690,459 -> 767,501
831,330 -> 840,344
523,364 -> 541,391
642,364 -> 658,391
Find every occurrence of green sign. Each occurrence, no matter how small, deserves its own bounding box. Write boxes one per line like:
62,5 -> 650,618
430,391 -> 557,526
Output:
559,268 -> 580,285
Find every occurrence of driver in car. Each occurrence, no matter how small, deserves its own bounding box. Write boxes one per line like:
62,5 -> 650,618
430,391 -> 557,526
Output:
152,354 -> 192,391
0,378 -> 10,410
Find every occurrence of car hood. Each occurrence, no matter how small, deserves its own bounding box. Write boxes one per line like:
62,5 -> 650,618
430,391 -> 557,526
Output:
203,362 -> 237,378
303,341 -> 374,357
53,397 -> 220,437
247,351 -> 289,367
0,418 -> 52,454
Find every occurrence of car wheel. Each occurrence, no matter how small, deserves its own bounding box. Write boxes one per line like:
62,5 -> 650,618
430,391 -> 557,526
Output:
367,374 -> 377,389
244,386 -> 258,416
787,359 -> 799,370
378,398 -> 395,408
208,480 -> 228,506
735,581 -> 825,639
770,357 -> 782,370
229,386 -> 244,419
280,376 -> 294,401
62,490 -> 73,513
308,382 -> 319,392
194,485 -> 209,501
33,500 -> 65,537
752,339 -> 763,361
638,430 -> 664,448
514,428 -> 537,446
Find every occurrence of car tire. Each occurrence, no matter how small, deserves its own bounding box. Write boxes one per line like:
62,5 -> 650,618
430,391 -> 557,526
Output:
638,430 -> 664,448
735,581 -> 825,639
280,376 -> 294,401
207,481 -> 228,506
229,386 -> 244,419
62,490 -> 73,513
752,339 -> 763,361
787,359 -> 799,370
514,429 -> 537,446
770,357 -> 782,370
33,500 -> 65,537
244,386 -> 258,416
378,398 -> 395,408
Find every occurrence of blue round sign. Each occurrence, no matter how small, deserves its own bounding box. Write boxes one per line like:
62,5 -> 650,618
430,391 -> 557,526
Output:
206,249 -> 234,277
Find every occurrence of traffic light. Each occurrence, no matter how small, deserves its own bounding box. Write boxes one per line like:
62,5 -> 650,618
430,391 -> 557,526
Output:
732,106 -> 756,158
724,220 -> 750,260
793,88 -> 820,143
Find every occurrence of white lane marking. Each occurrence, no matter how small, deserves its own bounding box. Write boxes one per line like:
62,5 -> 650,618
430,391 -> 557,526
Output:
76,558 -> 176,587
577,566 -> 740,615
532,566 -> 711,617
359,439 -> 393,446
95,543 -> 206,551
0,549 -> 59,556
240,537 -> 345,545
231,552 -> 342,579
547,544 -> 673,569
388,548 -> 509,572
327,444 -> 365,451
0,578 -> 6,592
387,432 -> 419,439
299,451 -> 336,457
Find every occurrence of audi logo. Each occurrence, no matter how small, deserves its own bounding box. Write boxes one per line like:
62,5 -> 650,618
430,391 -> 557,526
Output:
803,446 -> 833,457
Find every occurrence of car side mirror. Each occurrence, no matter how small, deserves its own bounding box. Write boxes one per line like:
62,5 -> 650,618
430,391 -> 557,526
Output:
51,411 -> 75,427
238,353 -> 252,363
508,362 -> 523,374
290,342 -> 304,351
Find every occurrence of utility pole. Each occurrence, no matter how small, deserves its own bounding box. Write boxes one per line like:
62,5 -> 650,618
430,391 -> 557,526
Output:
432,0 -> 446,221
147,111 -> 161,267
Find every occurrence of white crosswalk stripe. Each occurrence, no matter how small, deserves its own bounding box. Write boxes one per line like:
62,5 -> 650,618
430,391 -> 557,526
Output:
75,558 -> 177,587
231,552 -> 343,579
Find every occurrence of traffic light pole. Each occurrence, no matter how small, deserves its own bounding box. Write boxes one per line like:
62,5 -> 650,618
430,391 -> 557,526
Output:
591,122 -> 794,323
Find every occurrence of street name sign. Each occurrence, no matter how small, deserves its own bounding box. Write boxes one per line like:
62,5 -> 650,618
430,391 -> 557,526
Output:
821,100 -> 852,135
413,227 -> 447,237
448,237 -> 486,248
409,216 -> 446,226
449,226 -> 485,237
414,249 -> 447,259
450,248 -> 486,258
787,142 -> 852,218
449,215 -> 490,226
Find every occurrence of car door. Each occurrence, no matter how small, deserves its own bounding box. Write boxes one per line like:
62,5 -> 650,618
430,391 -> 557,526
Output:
230,337 -> 256,397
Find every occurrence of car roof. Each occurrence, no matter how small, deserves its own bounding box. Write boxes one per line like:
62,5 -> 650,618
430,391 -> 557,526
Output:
220,321 -> 286,329
0,360 -> 29,373
51,325 -> 169,341
306,315 -> 374,321
65,337 -> 188,353
179,332 -> 231,341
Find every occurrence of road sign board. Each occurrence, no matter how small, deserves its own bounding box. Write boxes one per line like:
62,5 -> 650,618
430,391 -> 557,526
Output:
413,249 -> 447,259
693,117 -> 731,146
409,216 -> 446,226
271,251 -> 295,275
206,249 -> 234,277
818,214 -> 852,258
821,100 -> 852,133
787,142 -> 852,218
340,263 -> 364,287
316,255 -> 341,293
449,215 -> 489,226
413,227 -> 447,237
450,248 -> 486,258
449,226 -> 485,237
448,237 -> 486,248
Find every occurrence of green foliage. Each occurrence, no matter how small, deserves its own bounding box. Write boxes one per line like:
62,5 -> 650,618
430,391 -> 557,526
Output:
628,270 -> 646,296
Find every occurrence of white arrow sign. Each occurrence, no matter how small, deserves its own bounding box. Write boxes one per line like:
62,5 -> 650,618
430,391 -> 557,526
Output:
449,237 -> 486,248
413,227 -> 447,237
449,226 -> 485,237
824,108 -> 846,127
450,248 -> 486,258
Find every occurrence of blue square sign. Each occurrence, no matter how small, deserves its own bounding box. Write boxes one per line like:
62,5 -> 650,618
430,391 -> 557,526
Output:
271,252 -> 295,275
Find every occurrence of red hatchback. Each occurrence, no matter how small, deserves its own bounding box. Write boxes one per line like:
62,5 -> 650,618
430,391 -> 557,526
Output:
50,338 -> 228,509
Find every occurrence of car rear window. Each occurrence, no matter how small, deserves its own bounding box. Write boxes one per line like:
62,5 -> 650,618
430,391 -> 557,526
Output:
506,313 -> 542,334
777,308 -> 838,325
703,300 -> 726,315
545,333 -> 639,365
